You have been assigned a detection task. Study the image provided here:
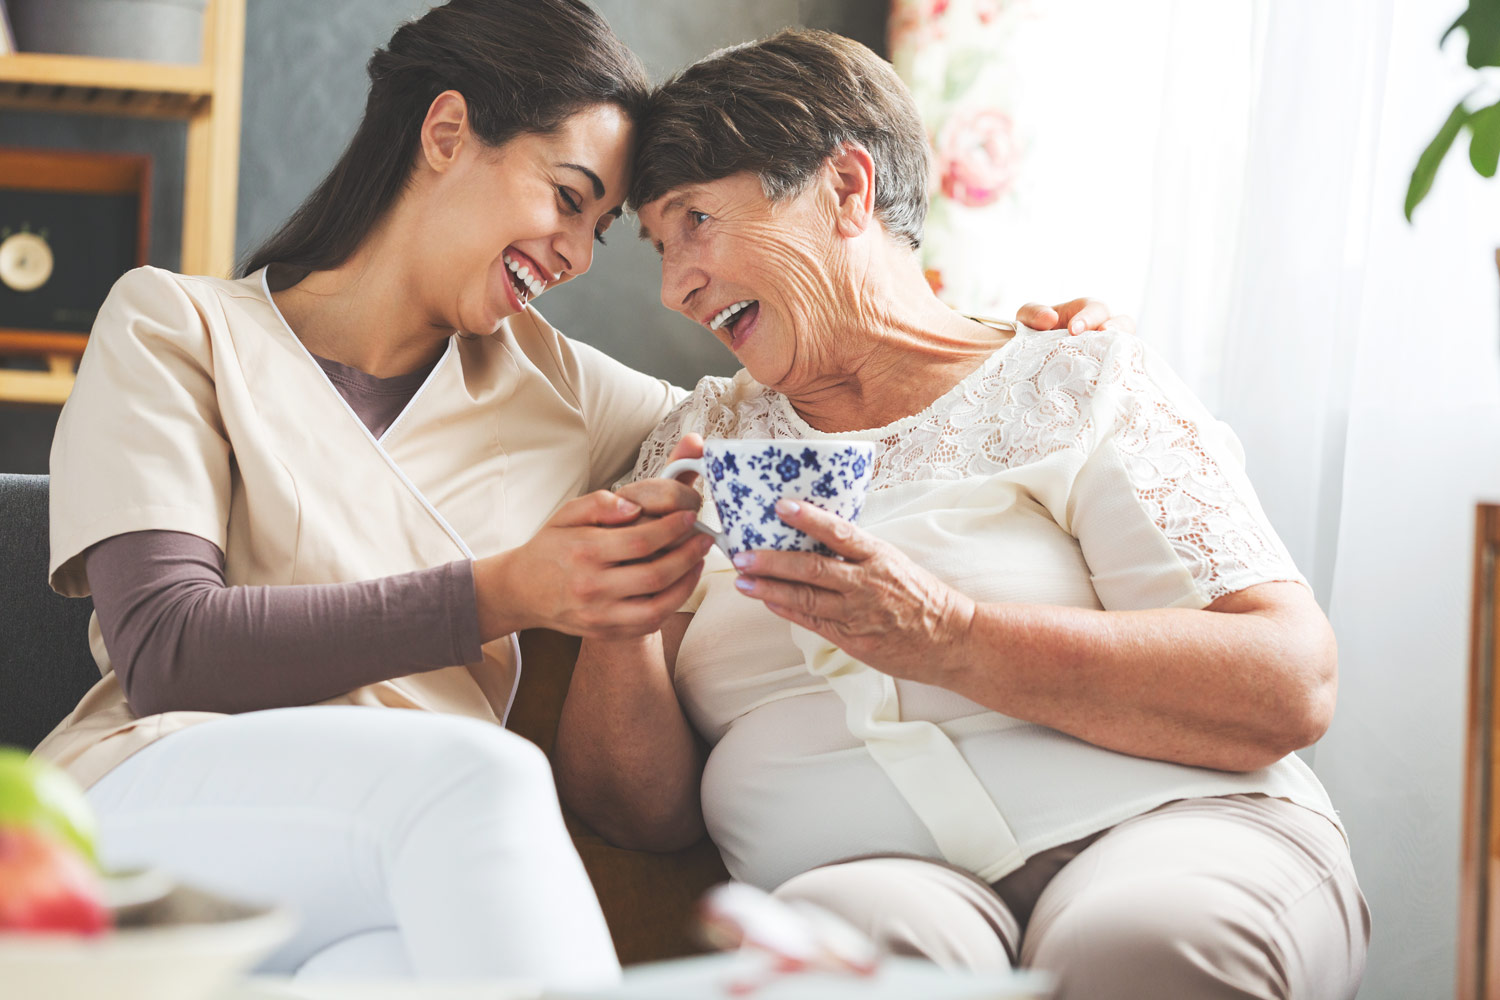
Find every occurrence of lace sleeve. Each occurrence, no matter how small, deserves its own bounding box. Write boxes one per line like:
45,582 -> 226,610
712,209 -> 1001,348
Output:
1067,334 -> 1305,609
617,373 -> 748,486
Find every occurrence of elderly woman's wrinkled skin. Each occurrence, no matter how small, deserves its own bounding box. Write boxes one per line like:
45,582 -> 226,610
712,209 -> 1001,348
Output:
644,153 -> 1015,432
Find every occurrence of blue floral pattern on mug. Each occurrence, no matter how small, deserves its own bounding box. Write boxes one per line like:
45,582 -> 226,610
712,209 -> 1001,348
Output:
702,439 -> 876,557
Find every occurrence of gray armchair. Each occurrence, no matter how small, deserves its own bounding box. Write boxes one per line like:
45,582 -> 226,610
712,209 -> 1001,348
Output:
0,474 -> 100,749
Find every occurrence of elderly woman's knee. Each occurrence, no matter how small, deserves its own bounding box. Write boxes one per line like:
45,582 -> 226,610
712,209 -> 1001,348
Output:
772,859 -> 1016,971
1024,879 -> 1289,1000
770,862 -> 877,921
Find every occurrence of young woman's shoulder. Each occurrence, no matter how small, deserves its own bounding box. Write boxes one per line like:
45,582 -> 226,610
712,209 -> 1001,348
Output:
108,264 -> 265,302
93,266 -> 268,350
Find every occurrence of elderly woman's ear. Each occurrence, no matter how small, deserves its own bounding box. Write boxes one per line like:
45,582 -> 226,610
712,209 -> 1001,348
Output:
827,144 -> 878,239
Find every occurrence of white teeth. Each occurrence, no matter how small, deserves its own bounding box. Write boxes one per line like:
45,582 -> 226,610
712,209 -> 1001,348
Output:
504,253 -> 547,304
710,299 -> 755,331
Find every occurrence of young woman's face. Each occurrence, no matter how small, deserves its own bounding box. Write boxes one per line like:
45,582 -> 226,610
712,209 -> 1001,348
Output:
427,103 -> 634,335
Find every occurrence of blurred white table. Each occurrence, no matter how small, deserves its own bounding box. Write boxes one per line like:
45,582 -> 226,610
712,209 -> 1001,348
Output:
217,981 -> 540,1000
216,956 -> 1052,1000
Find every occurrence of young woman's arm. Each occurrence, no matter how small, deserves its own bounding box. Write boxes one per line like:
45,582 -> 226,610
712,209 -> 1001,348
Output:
92,480 -> 711,718
87,530 -> 482,716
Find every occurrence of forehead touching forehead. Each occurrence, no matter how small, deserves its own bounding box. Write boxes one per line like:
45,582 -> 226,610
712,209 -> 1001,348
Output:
537,105 -> 633,196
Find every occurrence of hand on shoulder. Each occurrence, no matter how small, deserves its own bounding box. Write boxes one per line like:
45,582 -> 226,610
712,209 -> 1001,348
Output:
1016,297 -> 1135,336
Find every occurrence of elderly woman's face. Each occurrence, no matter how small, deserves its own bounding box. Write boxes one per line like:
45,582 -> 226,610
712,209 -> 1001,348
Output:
639,171 -> 847,388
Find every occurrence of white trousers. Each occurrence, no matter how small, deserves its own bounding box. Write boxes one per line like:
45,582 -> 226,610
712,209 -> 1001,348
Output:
86,706 -> 619,988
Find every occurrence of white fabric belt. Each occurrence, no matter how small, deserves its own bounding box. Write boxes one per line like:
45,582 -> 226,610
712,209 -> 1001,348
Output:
793,627 -> 1025,882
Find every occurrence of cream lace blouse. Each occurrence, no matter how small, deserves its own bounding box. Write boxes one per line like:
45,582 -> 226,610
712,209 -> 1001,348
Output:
627,325 -> 1341,891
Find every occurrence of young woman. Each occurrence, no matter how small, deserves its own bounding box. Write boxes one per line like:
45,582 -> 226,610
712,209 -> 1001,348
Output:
34,0 -> 1114,984
33,1 -> 700,985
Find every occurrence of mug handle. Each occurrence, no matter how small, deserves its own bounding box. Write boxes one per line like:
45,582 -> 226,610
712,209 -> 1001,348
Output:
659,457 -> 731,556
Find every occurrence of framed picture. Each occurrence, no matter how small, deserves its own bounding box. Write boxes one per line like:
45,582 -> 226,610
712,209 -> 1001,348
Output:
0,148 -> 151,358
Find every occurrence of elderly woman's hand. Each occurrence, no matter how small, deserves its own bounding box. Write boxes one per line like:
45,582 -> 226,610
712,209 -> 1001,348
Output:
1017,298 -> 1135,336
729,499 -> 975,683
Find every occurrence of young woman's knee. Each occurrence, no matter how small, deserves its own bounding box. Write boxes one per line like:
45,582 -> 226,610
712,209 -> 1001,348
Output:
408,717 -> 558,809
347,714 -> 564,850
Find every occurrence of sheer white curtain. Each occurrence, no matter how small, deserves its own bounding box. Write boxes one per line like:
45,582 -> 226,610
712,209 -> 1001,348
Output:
900,1 -> 1500,995
1135,2 -> 1500,995
1146,3 -> 1500,995
1310,2 -> 1500,996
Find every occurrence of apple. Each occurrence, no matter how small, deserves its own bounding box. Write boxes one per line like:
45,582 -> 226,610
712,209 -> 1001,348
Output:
0,748 -> 100,865
0,826 -> 111,935
0,748 -> 111,935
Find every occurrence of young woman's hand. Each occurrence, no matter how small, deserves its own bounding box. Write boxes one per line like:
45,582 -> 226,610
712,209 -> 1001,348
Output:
475,487 -> 713,641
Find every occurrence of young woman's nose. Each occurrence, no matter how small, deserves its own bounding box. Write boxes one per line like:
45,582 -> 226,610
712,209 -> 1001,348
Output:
553,221 -> 595,278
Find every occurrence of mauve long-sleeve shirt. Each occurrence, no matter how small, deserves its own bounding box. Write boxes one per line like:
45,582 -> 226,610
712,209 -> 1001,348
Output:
83,353 -> 484,717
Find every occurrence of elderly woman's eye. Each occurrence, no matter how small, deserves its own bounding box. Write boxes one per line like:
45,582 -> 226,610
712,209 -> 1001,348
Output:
688,210 -> 710,226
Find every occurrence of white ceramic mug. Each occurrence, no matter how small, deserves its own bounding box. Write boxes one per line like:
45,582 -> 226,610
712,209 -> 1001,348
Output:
660,438 -> 875,557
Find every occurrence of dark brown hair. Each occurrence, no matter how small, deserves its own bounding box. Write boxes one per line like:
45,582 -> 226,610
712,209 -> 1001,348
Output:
629,28 -> 929,249
241,0 -> 649,278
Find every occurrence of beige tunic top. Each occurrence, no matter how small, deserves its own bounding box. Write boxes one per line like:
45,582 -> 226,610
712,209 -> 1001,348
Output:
35,266 -> 681,788
627,326 -> 1342,889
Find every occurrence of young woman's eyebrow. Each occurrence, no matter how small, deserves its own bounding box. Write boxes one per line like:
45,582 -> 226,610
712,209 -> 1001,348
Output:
557,163 -> 605,199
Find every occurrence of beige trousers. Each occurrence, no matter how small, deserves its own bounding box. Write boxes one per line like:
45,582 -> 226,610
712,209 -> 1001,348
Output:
771,794 -> 1370,1000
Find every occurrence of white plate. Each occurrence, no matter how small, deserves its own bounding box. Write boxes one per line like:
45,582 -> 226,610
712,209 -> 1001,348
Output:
0,883 -> 295,1000
101,866 -> 176,910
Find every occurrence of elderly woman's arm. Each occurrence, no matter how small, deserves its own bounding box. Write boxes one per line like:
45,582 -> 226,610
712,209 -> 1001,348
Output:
731,500 -> 1336,774
555,612 -> 707,851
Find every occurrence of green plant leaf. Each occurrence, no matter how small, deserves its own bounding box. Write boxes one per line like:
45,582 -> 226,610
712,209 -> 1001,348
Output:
1444,1 -> 1500,68
1406,101 -> 1471,221
1470,100 -> 1500,176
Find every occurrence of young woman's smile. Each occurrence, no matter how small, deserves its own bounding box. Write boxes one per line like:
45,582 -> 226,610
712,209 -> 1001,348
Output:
425,101 -> 634,335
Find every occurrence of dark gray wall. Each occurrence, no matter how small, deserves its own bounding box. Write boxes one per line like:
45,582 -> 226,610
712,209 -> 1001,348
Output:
0,0 -> 886,472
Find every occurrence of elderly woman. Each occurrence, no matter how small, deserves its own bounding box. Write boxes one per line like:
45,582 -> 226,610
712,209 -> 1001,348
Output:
555,28 -> 1369,1000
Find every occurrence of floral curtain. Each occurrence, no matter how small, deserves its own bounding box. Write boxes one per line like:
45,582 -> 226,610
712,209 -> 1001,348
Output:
890,0 -> 1026,316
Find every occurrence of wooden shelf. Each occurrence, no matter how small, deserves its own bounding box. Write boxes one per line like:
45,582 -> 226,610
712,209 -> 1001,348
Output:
0,355 -> 77,406
0,52 -> 213,118
0,0 -> 244,406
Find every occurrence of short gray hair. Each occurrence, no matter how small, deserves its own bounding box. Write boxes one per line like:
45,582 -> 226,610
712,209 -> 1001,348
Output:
630,28 -> 930,250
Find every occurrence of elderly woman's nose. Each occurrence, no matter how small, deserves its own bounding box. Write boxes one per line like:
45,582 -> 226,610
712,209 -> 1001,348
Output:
659,254 -> 704,314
